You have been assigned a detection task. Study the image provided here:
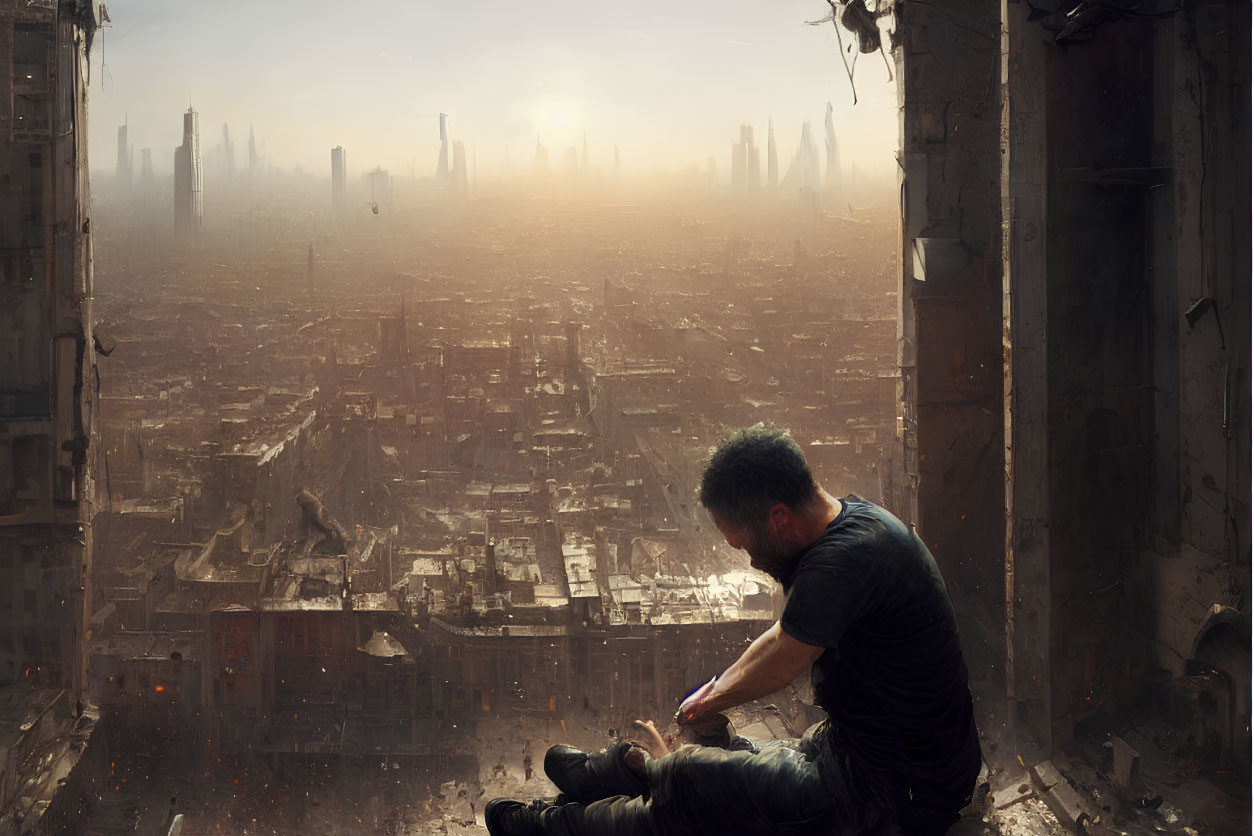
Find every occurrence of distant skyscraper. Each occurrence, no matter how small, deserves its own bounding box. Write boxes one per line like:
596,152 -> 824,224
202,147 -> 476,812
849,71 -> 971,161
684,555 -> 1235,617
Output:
767,118 -> 778,188
219,123 -> 235,179
825,101 -> 841,194
116,121 -> 131,186
451,140 -> 468,201
364,166 -> 392,212
248,124 -> 258,175
331,146 -> 346,213
581,132 -> 588,173
174,107 -> 203,234
436,113 -> 449,185
780,120 -> 822,199
731,124 -> 758,192
534,136 -> 549,173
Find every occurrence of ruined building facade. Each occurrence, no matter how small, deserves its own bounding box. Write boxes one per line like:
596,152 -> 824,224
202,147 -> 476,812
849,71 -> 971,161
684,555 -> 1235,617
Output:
0,0 -> 102,824
897,0 -> 1250,767
0,0 -> 97,703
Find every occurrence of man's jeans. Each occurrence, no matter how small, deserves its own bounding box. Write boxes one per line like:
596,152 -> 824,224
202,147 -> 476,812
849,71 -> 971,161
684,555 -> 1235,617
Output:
539,722 -> 897,836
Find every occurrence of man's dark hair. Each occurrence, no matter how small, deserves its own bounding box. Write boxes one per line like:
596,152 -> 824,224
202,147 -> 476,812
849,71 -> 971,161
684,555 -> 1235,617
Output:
698,426 -> 818,525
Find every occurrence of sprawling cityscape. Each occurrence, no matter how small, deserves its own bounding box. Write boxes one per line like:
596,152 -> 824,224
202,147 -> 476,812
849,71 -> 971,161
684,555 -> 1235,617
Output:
1,2 -> 1249,835
81,110 -> 901,833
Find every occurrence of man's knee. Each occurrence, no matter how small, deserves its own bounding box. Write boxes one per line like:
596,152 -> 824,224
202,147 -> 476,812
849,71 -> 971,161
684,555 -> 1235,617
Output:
544,744 -> 587,785
543,742 -> 647,804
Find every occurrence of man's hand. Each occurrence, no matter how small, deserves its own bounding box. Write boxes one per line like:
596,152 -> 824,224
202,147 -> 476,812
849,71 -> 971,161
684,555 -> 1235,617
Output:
676,676 -> 718,725
631,719 -> 670,759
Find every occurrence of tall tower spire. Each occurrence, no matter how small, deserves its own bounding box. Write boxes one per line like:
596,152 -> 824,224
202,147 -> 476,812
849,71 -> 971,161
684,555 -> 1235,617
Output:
767,118 -> 778,188
436,113 -> 449,185
174,106 -> 203,234
824,101 -> 841,194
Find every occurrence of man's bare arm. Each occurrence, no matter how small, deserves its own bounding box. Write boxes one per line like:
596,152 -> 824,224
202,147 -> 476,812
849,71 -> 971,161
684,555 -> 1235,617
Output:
679,621 -> 823,723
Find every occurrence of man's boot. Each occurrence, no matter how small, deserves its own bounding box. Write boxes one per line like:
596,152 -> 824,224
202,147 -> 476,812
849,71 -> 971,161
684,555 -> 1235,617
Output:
485,798 -> 552,836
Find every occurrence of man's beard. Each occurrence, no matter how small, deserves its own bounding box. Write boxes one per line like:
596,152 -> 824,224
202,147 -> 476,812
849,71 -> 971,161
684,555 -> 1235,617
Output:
747,527 -> 806,590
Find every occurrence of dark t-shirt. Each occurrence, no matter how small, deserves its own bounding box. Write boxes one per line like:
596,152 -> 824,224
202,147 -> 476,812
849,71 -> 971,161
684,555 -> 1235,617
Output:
780,496 -> 980,815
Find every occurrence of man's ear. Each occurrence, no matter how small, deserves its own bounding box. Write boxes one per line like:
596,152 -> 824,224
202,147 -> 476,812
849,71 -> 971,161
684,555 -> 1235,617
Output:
767,503 -> 792,534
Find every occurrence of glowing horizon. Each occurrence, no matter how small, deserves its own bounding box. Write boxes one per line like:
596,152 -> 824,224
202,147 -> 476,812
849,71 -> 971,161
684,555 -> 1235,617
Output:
87,0 -> 897,182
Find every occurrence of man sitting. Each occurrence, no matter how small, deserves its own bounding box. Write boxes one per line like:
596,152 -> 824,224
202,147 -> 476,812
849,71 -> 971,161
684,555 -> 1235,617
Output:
487,426 -> 981,835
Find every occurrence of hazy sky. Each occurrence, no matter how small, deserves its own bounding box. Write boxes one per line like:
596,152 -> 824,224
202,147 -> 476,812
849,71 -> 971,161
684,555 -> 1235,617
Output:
87,0 -> 897,180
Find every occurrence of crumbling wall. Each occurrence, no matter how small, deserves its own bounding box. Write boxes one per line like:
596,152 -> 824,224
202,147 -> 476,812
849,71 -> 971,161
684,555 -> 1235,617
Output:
0,0 -> 97,697
1021,1 -> 1252,756
1040,14 -> 1159,745
1146,1 -> 1251,771
911,0 -> 1250,763
896,0 -> 1006,713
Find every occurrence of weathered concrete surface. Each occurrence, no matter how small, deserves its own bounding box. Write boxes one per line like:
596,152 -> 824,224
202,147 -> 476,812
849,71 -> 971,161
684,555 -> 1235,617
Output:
997,0 -> 1249,767
1002,0 -> 1052,763
895,0 -> 1008,750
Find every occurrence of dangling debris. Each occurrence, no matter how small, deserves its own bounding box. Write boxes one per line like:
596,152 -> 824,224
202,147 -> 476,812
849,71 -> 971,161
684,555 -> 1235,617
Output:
807,0 -> 896,105
839,0 -> 881,54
